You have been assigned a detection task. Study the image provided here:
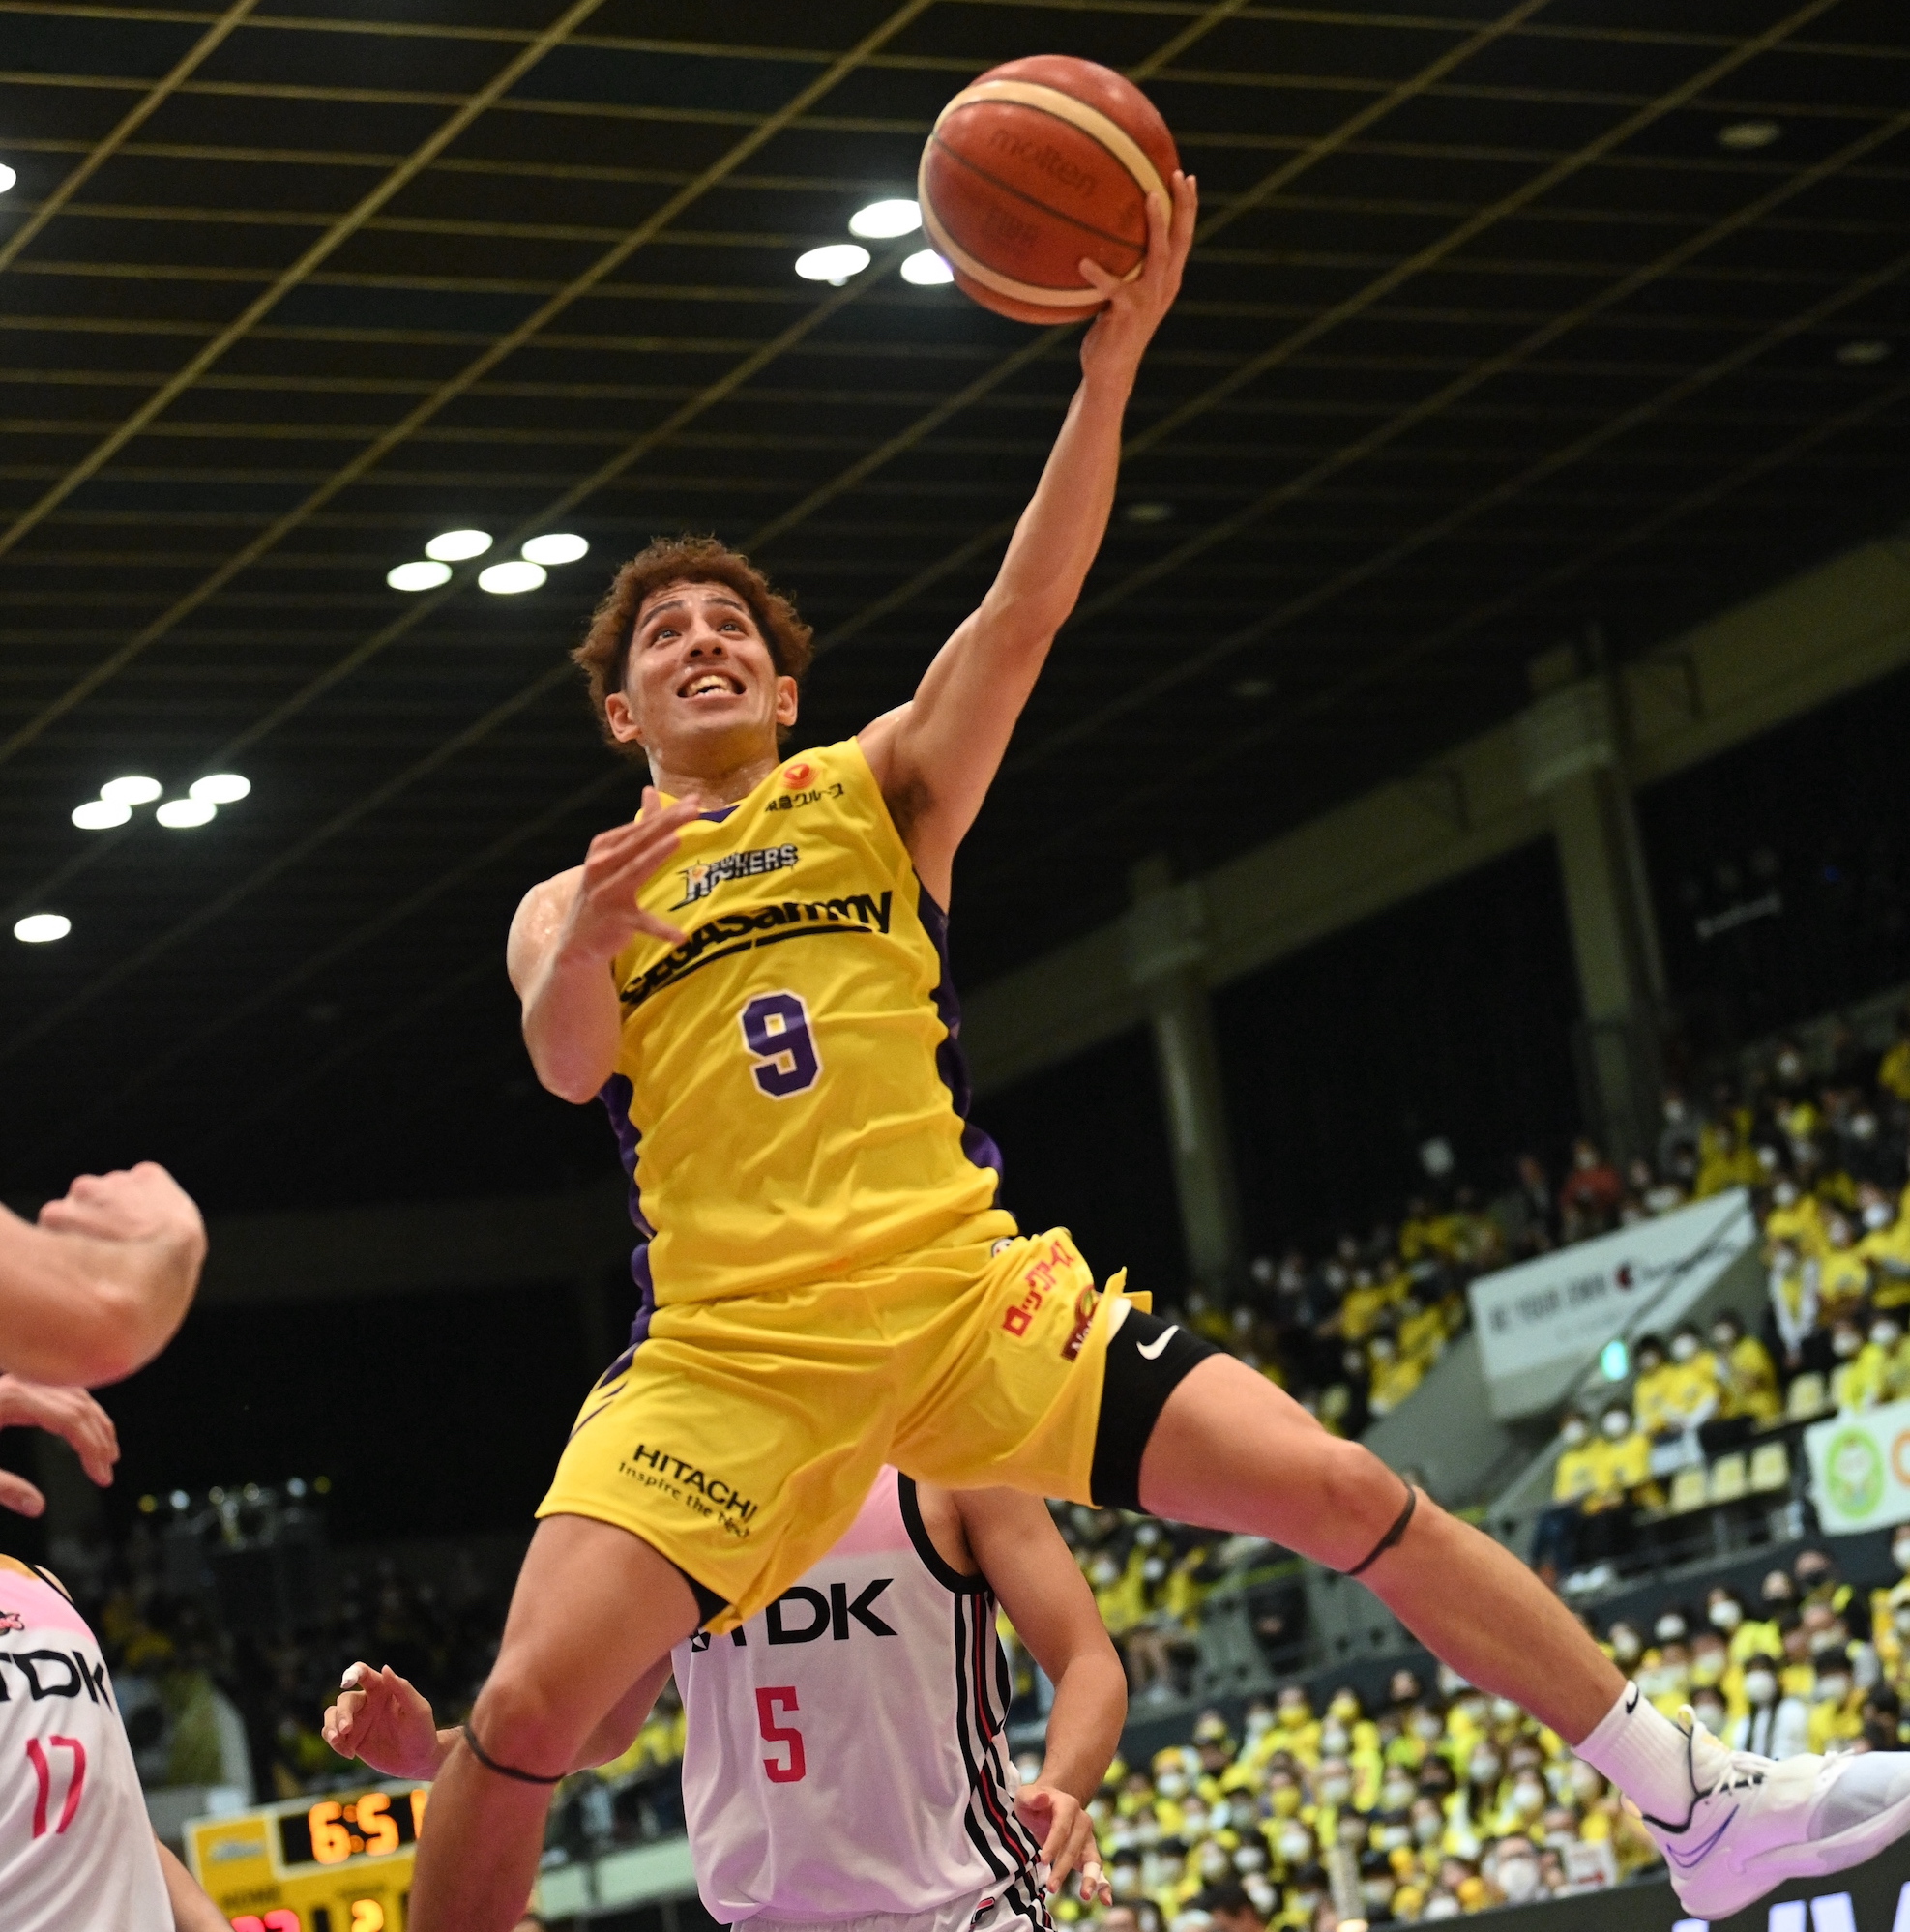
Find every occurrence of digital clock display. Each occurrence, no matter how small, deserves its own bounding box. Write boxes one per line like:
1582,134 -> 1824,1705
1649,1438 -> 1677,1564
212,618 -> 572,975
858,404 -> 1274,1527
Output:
277,1787 -> 427,1869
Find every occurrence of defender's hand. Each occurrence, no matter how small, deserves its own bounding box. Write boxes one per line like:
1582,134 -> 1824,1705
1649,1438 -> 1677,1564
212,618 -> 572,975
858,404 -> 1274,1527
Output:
1014,1782 -> 1110,1904
560,788 -> 702,962
1076,168 -> 1196,385
38,1162 -> 206,1266
323,1663 -> 444,1779
0,1379 -> 120,1513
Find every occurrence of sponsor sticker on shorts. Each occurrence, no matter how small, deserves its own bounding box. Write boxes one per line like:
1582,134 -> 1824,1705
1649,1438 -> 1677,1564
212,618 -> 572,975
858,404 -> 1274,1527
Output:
618,1443 -> 760,1540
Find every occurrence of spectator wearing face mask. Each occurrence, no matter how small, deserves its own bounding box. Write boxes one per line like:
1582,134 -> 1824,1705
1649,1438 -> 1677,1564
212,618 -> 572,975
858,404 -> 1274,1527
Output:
1857,1185 -> 1910,1309
1829,1313 -> 1869,1405
1767,1174 -> 1829,1260
1820,1213 -> 1873,1319
1728,1654 -> 1809,1759
1708,1586 -> 1763,1669
1708,1310 -> 1780,1423
1630,1334 -> 1679,1438
1532,1412 -> 1601,1580
1844,1310 -> 1910,1411
1656,1324 -> 1723,1445
1602,1617 -> 1645,1677
1659,1090 -> 1704,1180
1767,1236 -> 1824,1374
1365,1321 -> 1424,1418
1486,1832 -> 1544,1907
1807,1643 -> 1865,1754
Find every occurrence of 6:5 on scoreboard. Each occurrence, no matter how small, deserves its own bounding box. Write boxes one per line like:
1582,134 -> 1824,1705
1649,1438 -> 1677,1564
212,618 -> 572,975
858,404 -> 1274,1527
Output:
183,1781 -> 429,1932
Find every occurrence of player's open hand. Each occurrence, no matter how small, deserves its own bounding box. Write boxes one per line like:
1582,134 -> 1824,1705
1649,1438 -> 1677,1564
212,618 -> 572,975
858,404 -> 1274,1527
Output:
0,1378 -> 120,1513
38,1161 -> 206,1265
561,787 -> 702,962
1014,1780 -> 1111,1905
1075,167 -> 1196,387
323,1662 -> 445,1780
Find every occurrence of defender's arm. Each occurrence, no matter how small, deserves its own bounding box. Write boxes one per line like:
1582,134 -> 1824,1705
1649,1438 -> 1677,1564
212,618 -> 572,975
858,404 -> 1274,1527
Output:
509,789 -> 700,1103
958,1487 -> 1127,1898
861,172 -> 1195,905
0,1165 -> 206,1387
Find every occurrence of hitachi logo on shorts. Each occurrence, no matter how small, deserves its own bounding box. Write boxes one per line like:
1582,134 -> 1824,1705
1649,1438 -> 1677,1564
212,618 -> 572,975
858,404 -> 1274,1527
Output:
626,1444 -> 758,1519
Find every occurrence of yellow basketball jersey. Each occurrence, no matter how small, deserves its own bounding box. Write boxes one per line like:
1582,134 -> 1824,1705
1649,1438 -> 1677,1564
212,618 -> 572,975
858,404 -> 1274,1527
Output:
602,737 -> 1007,1307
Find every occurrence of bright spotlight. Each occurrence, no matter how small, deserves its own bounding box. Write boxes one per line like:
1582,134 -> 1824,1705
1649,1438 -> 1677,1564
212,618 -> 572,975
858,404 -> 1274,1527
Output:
15,913 -> 70,943
425,528 -> 492,562
156,798 -> 216,829
190,774 -> 250,805
73,799 -> 132,830
388,560 -> 452,592
101,775 -> 162,806
478,560 -> 546,595
900,249 -> 954,287
0,164 -> 16,195
849,198 -> 921,240
521,533 -> 589,566
795,244 -> 870,286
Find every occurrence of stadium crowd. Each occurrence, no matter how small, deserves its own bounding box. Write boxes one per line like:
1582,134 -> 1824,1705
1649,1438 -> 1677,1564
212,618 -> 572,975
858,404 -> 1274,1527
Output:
1047,1538 -> 1910,1926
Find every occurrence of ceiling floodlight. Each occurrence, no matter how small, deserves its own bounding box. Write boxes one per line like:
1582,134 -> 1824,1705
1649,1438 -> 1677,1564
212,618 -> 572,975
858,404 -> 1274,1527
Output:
156,798 -> 216,828
15,913 -> 70,943
0,164 -> 15,195
478,560 -> 546,595
190,773 -> 250,805
900,249 -> 954,287
1717,119 -> 1781,150
521,532 -> 589,566
795,244 -> 870,286
73,799 -> 132,830
388,560 -> 452,592
850,197 -> 921,240
100,775 -> 162,806
425,528 -> 492,562
1836,339 -> 1892,366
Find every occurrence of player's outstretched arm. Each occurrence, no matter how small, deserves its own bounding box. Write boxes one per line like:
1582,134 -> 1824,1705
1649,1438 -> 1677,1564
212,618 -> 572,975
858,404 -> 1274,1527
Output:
0,1164 -> 206,1387
325,1658 -> 671,1777
958,1487 -> 1127,1902
861,170 -> 1195,905
509,788 -> 700,1103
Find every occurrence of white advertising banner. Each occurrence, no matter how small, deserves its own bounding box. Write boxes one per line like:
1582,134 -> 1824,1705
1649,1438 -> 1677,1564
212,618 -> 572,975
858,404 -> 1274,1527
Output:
1807,1397 -> 1910,1535
1468,1189 -> 1758,1419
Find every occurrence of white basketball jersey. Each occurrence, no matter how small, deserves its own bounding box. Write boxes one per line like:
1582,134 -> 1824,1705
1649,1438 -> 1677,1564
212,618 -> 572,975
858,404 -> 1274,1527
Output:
0,1556 -> 170,1932
673,1467 -> 1046,1927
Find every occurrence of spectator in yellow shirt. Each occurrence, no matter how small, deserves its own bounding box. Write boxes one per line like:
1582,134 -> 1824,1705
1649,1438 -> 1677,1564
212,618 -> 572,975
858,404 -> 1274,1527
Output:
1696,1121 -> 1764,1198
1630,1333 -> 1678,1437
1831,1314 -> 1882,1412
1857,1184 -> 1910,1310
1707,1309 -> 1780,1422
1654,1323 -> 1723,1438
1819,1213 -> 1873,1320
1765,1176 -> 1828,1258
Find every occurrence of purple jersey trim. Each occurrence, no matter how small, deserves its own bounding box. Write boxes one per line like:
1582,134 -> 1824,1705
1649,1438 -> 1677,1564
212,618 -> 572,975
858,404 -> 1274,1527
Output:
599,1072 -> 659,1350
916,881 -> 1004,1199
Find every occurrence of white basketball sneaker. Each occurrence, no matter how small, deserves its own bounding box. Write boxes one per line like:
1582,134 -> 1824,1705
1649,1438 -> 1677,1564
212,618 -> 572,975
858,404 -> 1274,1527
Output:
1643,1711 -> 1910,1920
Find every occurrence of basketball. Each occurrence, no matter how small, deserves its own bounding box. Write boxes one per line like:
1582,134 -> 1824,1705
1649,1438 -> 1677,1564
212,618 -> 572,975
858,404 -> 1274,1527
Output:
918,55 -> 1179,326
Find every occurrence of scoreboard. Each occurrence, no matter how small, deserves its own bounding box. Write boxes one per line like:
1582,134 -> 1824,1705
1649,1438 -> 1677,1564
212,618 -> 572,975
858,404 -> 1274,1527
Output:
183,1781 -> 429,1932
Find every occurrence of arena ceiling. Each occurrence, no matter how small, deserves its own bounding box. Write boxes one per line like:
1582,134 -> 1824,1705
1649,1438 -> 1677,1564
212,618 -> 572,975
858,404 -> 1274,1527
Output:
1,0 -> 1906,1214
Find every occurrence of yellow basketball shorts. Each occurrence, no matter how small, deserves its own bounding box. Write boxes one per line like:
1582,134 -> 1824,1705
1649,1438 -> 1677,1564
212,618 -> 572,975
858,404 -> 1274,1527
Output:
537,1215 -> 1132,1632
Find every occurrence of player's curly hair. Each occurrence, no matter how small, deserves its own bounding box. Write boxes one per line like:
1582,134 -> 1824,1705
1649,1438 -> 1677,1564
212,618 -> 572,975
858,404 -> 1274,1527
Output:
572,535 -> 815,754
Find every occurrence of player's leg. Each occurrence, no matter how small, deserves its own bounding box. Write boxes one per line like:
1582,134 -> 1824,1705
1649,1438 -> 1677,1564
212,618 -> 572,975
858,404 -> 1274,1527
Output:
1134,1350 -> 1620,1737
409,1513 -> 701,1932
1130,1337 -> 1910,1919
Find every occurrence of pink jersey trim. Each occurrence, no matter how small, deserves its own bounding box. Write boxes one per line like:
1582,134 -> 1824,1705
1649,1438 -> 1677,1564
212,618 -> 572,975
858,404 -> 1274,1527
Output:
0,1571 -> 94,1643
826,1465 -> 910,1556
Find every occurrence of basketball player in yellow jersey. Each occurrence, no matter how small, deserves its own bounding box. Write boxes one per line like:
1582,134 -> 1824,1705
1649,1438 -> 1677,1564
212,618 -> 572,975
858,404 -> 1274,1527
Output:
413,172 -> 1910,1930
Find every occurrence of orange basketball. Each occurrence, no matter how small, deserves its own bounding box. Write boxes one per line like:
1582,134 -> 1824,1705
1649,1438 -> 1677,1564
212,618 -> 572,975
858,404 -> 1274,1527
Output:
918,55 -> 1179,326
